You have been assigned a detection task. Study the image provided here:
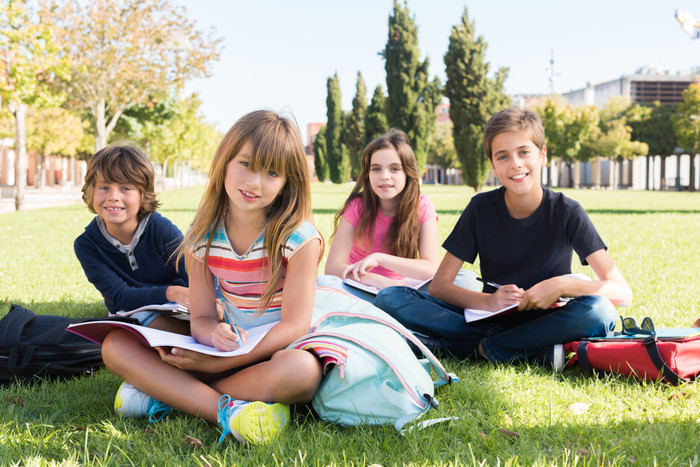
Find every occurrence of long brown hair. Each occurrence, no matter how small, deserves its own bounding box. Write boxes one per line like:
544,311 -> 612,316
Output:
332,129 -> 420,258
179,110 -> 319,313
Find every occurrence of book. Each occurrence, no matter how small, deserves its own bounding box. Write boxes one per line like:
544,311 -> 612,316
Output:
115,302 -> 190,320
463,304 -> 519,323
343,277 -> 432,296
66,320 -> 276,357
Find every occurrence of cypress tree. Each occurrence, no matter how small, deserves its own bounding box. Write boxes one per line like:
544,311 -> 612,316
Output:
444,8 -> 509,191
364,84 -> 388,145
343,72 -> 367,179
313,125 -> 328,182
325,73 -> 348,183
383,0 -> 440,171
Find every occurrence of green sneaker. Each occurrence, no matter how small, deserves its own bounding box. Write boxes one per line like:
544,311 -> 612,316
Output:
217,395 -> 289,446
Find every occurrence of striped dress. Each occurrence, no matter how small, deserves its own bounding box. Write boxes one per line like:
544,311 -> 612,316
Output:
192,221 -> 321,329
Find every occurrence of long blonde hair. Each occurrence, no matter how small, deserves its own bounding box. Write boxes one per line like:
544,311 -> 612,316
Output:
180,110 -> 318,313
332,129 -> 420,259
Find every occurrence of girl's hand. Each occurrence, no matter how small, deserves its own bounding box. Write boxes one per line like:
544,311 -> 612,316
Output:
344,253 -> 383,281
166,285 -> 190,308
518,278 -> 561,311
487,284 -> 523,311
156,346 -> 224,373
212,322 -> 248,352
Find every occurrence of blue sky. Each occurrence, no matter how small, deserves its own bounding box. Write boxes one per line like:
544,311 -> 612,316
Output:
181,0 -> 700,144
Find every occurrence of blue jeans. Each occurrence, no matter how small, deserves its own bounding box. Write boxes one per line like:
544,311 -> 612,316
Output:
373,286 -> 616,363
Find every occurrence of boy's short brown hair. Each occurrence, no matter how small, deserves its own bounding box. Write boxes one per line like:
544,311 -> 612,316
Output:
483,107 -> 545,161
81,145 -> 159,220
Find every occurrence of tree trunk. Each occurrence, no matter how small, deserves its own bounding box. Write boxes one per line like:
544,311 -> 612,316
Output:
573,160 -> 581,189
690,147 -> 697,192
94,98 -> 107,152
646,155 -> 652,190
660,156 -> 667,190
13,103 -> 28,211
37,154 -> 45,189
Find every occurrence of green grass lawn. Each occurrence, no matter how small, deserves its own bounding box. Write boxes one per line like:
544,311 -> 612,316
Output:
1,184 -> 699,466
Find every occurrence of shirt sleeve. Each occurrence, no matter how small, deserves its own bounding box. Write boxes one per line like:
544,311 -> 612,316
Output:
341,197 -> 362,228
418,194 -> 438,225
74,234 -> 171,312
566,203 -> 607,265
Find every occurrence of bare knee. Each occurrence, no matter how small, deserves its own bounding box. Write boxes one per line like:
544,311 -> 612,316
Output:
101,329 -> 146,375
271,349 -> 322,403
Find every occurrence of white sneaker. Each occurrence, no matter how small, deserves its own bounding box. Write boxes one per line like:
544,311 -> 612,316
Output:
114,381 -> 173,422
217,395 -> 289,446
551,344 -> 565,373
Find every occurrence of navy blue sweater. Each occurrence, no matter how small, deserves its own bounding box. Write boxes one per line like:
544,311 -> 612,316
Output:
74,211 -> 188,314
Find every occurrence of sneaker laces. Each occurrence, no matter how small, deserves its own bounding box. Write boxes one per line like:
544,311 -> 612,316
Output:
147,398 -> 174,423
217,394 -> 243,447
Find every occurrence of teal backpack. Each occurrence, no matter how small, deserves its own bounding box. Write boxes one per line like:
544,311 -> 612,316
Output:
289,287 -> 458,432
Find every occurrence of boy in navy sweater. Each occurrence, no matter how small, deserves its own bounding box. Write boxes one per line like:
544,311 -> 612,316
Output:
74,145 -> 189,333
375,107 -> 632,369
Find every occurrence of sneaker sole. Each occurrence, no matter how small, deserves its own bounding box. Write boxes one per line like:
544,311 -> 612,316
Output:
229,402 -> 290,445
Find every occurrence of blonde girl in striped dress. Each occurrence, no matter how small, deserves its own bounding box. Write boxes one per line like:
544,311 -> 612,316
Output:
101,110 -> 323,446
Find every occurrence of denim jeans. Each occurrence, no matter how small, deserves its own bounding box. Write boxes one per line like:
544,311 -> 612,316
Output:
373,286 -> 617,363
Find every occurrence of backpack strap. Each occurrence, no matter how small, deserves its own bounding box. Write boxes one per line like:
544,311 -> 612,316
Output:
576,341 -> 592,372
1,305 -> 37,347
642,335 -> 689,385
1,305 -> 39,373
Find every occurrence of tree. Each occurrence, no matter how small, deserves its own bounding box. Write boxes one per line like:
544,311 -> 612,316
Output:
538,97 -> 599,187
673,83 -> 700,191
428,122 -> 458,171
383,0 -> 441,171
443,7 -> 509,191
627,101 -> 676,190
364,85 -> 388,146
26,107 -> 83,188
325,73 -> 348,183
313,126 -> 328,182
55,0 -> 222,151
589,97 -> 647,189
0,0 -> 66,210
343,72 -> 367,180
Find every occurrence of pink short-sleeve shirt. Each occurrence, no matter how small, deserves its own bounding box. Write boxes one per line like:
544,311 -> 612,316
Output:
343,194 -> 437,280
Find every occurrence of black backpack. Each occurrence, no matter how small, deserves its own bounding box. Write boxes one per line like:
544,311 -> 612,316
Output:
0,304 -> 121,384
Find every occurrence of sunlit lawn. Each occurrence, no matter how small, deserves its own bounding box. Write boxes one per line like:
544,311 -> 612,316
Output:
1,183 -> 699,465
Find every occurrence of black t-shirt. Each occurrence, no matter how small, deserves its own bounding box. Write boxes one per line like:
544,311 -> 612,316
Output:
443,186 -> 606,291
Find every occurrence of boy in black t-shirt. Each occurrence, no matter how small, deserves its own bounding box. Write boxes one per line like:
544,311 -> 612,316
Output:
374,107 -> 632,369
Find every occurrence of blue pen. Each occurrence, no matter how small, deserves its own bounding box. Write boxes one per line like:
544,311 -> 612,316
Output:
222,305 -> 242,344
476,277 -> 502,289
216,278 -> 242,344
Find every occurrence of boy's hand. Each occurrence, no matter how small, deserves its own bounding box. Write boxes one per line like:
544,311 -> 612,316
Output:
488,284 -> 523,311
518,278 -> 561,311
166,285 -> 190,308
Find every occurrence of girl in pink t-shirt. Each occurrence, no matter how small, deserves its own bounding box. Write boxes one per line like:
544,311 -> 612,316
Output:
323,129 -> 440,295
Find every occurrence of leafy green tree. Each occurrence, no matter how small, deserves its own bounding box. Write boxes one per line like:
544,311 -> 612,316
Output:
55,0 -> 222,151
325,73 -> 348,183
443,7 -> 509,191
0,0 -> 66,210
673,83 -> 700,191
627,101 -> 676,190
538,97 -> 599,187
588,97 -> 647,189
383,0 -> 440,171
427,122 -> 458,172
364,85 -> 388,146
26,107 -> 84,188
343,72 -> 367,180
313,126 -> 328,182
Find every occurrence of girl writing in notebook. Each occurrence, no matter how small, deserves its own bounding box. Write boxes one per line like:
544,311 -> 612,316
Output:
319,129 -> 441,300
101,110 -> 323,446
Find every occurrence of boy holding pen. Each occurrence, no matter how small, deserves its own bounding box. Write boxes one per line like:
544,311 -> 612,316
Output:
374,107 -> 632,370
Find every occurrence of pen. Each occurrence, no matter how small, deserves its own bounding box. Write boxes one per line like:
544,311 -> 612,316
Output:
476,277 -> 502,289
222,305 -> 242,344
